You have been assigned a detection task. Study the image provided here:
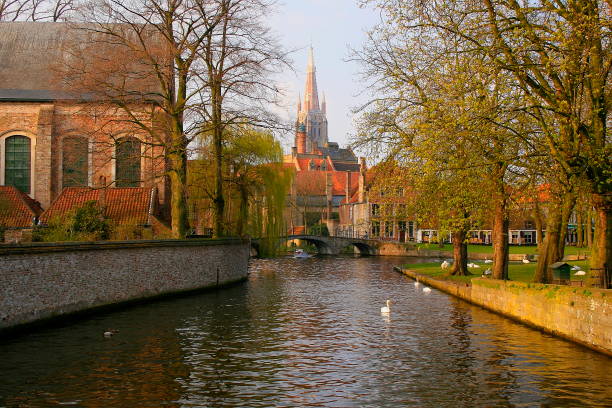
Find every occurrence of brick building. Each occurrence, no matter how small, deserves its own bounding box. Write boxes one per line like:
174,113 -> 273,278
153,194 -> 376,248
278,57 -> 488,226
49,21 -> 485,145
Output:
0,22 -> 167,236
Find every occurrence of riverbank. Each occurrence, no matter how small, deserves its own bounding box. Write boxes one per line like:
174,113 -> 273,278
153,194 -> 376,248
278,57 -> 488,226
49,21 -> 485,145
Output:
395,267 -> 612,357
0,239 -> 250,334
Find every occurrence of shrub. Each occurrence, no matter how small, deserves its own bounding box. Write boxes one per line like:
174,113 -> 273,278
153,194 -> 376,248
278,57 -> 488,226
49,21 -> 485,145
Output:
308,223 -> 329,236
34,201 -> 110,242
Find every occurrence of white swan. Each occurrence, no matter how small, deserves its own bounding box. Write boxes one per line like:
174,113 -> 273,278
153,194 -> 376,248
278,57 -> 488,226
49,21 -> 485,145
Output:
483,268 -> 492,276
441,260 -> 450,269
414,281 -> 420,287
484,259 -> 493,264
522,258 -> 530,264
423,287 -> 431,293
571,265 -> 581,271
381,300 -> 391,314
574,270 -> 586,276
103,329 -> 118,338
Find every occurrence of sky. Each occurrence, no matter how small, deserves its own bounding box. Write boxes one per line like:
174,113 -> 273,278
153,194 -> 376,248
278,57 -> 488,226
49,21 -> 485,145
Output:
266,0 -> 381,153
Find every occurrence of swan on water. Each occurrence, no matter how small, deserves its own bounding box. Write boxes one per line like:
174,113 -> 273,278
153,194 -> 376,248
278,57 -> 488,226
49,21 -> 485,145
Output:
574,270 -> 586,276
414,281 -> 420,287
103,329 -> 118,338
381,300 -> 391,314
484,259 -> 493,264
522,258 -> 530,264
423,287 -> 431,293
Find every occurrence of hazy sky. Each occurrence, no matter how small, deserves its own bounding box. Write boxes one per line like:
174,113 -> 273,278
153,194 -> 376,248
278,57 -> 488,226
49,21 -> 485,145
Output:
267,0 -> 380,153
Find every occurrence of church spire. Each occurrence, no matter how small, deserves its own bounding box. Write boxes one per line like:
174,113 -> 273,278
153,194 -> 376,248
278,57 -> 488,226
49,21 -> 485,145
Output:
322,92 -> 326,113
304,46 -> 320,111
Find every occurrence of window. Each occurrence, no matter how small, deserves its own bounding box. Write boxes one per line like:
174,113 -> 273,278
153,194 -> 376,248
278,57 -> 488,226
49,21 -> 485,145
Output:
115,137 -> 141,187
309,160 -> 315,170
62,136 -> 89,187
371,203 -> 380,216
321,161 -> 327,171
371,221 -> 380,237
5,135 -> 31,193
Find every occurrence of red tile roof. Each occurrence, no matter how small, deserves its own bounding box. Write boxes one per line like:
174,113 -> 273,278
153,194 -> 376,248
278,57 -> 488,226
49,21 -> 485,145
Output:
0,186 -> 43,228
40,187 -> 156,225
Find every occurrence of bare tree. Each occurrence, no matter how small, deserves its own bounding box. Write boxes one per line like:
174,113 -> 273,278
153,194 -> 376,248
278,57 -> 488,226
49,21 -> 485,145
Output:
195,0 -> 290,237
1,0 -> 76,21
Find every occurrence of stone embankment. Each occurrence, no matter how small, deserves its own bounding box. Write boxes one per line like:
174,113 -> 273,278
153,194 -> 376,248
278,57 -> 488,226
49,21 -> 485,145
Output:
0,239 -> 250,332
395,267 -> 611,356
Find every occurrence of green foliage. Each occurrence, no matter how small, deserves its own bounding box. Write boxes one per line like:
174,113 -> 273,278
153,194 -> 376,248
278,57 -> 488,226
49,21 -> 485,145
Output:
34,201 -> 110,242
308,223 -> 329,237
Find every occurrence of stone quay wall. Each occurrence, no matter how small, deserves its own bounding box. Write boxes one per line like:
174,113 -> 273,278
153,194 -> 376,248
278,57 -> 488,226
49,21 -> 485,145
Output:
0,239 -> 250,331
397,268 -> 611,356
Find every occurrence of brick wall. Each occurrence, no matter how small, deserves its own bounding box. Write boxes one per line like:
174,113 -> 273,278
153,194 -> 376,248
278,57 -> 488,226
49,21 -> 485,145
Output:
0,101 -> 168,209
0,239 -> 250,331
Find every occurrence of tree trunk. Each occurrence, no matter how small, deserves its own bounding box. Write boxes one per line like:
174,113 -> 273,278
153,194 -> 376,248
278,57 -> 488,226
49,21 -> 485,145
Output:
236,180 -> 248,237
576,211 -> 584,248
492,198 -> 509,280
557,192 -> 576,260
450,229 -> 469,276
168,163 -> 188,239
534,199 -> 544,251
586,209 -> 593,249
534,203 -> 563,283
590,193 -> 611,288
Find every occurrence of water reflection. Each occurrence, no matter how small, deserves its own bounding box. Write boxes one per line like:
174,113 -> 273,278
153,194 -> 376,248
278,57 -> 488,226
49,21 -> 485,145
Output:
0,256 -> 610,407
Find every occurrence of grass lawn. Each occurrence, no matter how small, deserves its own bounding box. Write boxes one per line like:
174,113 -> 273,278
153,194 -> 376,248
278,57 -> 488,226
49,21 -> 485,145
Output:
415,243 -> 590,257
403,259 -> 591,284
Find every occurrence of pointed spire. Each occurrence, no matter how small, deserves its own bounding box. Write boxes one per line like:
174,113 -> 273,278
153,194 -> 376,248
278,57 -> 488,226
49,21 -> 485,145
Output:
307,46 -> 315,73
304,46 -> 320,111
297,92 -> 302,113
322,92 -> 326,113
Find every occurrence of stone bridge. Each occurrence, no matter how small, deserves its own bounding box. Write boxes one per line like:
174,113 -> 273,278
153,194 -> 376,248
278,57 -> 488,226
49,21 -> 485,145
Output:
252,235 -> 402,256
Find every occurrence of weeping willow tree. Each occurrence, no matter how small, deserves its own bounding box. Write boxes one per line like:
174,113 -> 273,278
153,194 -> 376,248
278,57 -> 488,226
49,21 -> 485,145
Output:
249,162 -> 294,257
189,126 -> 293,255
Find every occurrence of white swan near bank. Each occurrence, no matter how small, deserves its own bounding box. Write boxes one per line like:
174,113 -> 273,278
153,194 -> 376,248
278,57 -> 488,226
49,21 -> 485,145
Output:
574,270 -> 586,276
414,281 -> 420,287
381,300 -> 391,314
423,287 -> 431,293
522,258 -> 530,264
484,259 -> 493,264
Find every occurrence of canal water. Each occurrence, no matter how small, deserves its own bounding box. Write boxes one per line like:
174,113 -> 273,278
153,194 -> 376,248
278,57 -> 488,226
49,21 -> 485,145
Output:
0,256 -> 610,407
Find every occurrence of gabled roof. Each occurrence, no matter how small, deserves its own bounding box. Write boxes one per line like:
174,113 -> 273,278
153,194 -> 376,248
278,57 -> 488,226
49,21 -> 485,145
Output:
40,187 -> 157,225
0,186 -> 43,228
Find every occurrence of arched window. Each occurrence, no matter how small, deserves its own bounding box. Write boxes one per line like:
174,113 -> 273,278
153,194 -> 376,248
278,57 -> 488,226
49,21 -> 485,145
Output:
308,160 -> 315,170
62,136 -> 89,187
115,137 -> 141,187
5,135 -> 31,193
321,161 -> 327,171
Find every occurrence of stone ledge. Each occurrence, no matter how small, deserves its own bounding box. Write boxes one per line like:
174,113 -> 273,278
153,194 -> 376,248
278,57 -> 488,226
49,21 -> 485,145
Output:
0,238 -> 248,256
394,267 -> 611,357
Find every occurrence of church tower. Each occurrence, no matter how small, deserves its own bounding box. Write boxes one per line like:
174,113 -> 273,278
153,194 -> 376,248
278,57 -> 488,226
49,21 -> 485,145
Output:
296,47 -> 328,153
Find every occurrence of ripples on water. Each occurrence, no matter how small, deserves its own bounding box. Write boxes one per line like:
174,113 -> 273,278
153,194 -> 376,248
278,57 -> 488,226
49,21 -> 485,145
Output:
0,256 -> 610,407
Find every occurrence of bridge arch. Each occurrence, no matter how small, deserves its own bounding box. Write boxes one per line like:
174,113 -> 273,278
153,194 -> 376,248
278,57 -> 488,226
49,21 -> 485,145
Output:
344,241 -> 376,256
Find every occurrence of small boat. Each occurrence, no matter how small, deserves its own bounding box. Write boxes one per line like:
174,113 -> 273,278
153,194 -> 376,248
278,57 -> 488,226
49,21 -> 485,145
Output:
293,249 -> 310,259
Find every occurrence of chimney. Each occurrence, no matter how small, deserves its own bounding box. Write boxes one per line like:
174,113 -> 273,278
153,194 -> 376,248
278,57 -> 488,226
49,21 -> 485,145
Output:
358,157 -> 366,203
296,123 -> 306,154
